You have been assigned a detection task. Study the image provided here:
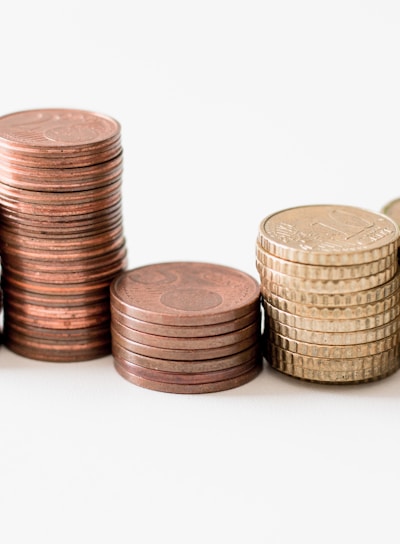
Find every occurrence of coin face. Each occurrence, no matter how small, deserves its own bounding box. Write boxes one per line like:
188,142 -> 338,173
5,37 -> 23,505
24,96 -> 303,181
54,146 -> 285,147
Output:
110,262 -> 261,326
258,204 -> 400,265
0,109 -> 120,151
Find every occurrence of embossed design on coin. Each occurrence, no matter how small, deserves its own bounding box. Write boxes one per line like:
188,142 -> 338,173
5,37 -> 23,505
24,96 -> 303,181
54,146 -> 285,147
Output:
160,288 -> 222,312
258,204 -> 399,265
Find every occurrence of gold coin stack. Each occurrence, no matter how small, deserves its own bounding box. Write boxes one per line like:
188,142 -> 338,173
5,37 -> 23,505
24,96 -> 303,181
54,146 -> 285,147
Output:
256,204 -> 400,384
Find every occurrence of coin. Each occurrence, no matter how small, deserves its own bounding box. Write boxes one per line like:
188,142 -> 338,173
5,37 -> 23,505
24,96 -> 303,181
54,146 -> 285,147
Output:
265,329 -> 400,358
382,198 -> 400,225
112,319 -> 260,350
111,327 -> 258,361
0,107 -> 127,362
110,262 -> 261,326
114,355 -> 260,385
265,343 -> 400,384
258,204 -> 399,265
263,299 -> 400,332
110,306 -> 260,338
256,242 -> 396,279
113,358 -> 262,394
111,342 -> 261,373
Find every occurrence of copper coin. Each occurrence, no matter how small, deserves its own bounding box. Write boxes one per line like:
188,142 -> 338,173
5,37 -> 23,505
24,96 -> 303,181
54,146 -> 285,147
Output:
0,189 -> 122,216
5,339 -> 111,362
0,109 -> 120,152
114,355 -> 260,385
110,305 -> 260,338
4,327 -> 111,349
1,235 -> 126,262
111,319 -> 260,350
111,328 -> 259,361
2,271 -> 119,295
113,358 -> 262,394
3,297 -> 110,319
0,280 -> 109,306
0,153 -> 123,190
4,239 -> 127,272
4,320 -> 111,341
0,200 -> 123,225
111,341 -> 261,373
2,254 -> 127,284
110,262 -> 261,326
4,303 -> 110,330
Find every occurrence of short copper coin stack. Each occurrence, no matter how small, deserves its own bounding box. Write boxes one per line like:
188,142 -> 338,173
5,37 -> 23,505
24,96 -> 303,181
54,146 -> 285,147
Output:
110,261 -> 262,393
0,108 -> 127,361
256,204 -> 400,384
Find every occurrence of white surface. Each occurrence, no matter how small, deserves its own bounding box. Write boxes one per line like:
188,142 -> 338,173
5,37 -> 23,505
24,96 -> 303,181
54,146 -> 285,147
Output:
1,2 -> 400,543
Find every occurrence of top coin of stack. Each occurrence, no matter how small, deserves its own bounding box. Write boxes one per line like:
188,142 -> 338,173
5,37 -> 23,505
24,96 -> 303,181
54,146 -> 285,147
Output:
110,261 -> 262,394
0,108 -> 127,362
256,204 -> 400,384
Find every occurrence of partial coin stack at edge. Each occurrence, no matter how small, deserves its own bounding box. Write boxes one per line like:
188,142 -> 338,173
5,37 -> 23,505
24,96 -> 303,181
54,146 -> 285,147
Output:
256,204 -> 400,384
110,261 -> 262,393
0,108 -> 127,361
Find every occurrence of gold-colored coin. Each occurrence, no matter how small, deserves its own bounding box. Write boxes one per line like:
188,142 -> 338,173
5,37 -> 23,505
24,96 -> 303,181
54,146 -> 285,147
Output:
257,259 -> 397,293
263,299 -> 400,332
258,204 -> 399,266
265,329 -> 400,358
260,271 -> 400,307
265,343 -> 400,384
267,316 -> 400,345
262,287 -> 400,320
256,242 -> 396,280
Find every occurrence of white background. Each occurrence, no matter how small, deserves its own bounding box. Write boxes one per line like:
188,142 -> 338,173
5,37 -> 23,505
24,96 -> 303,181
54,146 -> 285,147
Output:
1,1 -> 400,543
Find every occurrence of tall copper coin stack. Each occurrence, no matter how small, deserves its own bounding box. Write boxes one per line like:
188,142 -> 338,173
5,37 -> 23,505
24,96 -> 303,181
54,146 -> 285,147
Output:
256,204 -> 400,384
110,262 -> 262,393
0,108 -> 127,361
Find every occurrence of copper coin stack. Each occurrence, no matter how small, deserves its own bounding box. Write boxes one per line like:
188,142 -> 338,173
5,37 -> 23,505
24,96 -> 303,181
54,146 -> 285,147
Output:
256,204 -> 400,384
0,108 -> 127,361
110,261 -> 262,393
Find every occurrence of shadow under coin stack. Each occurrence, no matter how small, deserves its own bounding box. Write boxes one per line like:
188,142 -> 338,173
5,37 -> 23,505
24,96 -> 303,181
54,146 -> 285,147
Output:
256,204 -> 400,384
0,108 -> 127,361
110,262 -> 262,393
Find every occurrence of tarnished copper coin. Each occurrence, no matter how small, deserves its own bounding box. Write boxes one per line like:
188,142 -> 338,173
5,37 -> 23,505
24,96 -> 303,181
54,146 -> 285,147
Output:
110,262 -> 261,326
113,358 -> 262,394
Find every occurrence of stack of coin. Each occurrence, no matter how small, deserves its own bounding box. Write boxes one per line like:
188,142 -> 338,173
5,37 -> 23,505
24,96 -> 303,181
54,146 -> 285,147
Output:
256,204 -> 400,384
110,261 -> 262,393
0,108 -> 127,361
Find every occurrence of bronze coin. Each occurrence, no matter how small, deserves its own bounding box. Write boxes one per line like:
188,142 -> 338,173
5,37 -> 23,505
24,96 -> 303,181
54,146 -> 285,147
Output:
110,306 -> 260,338
113,358 -> 262,394
111,341 -> 261,373
114,355 -> 260,385
110,262 -> 261,326
111,328 -> 259,361
4,326 -> 111,349
3,297 -> 110,319
111,319 -> 260,350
